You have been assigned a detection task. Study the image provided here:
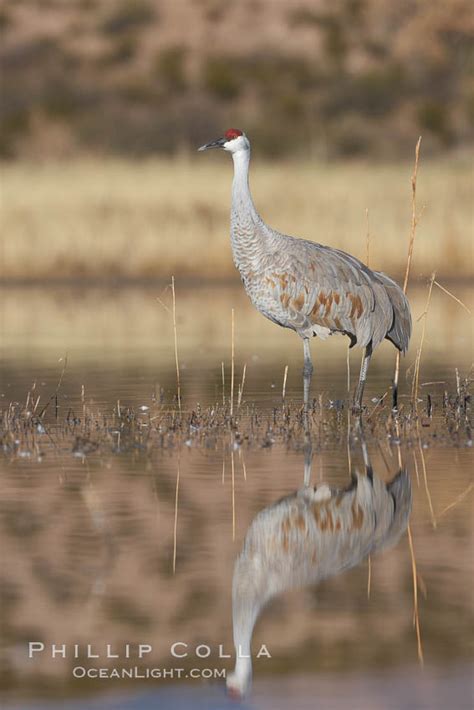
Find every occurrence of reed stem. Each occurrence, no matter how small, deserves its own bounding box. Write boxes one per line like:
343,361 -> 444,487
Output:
411,273 -> 435,407
282,365 -> 289,401
172,452 -> 180,573
171,276 -> 181,414
407,523 -> 424,666
393,136 -> 422,410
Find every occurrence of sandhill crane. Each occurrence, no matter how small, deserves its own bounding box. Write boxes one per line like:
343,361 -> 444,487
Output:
226,468 -> 412,698
199,129 -> 411,411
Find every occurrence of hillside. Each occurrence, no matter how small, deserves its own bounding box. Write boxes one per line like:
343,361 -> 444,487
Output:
1,0 -> 473,158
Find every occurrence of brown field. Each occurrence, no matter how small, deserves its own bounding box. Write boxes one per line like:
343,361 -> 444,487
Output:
1,154 -> 473,282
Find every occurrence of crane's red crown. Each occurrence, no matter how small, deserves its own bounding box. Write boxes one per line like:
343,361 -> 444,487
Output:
225,128 -> 243,140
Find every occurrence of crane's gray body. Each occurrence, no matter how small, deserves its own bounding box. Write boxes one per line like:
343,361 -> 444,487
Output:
227,469 -> 412,696
229,145 -> 411,352
234,470 -> 411,603
199,130 -> 411,410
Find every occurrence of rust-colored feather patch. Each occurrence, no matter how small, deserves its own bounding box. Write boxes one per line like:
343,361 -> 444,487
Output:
272,272 -> 289,291
312,501 -> 337,533
324,293 -> 333,316
292,293 -> 305,311
295,514 -> 307,532
351,500 -> 364,529
348,293 -> 364,319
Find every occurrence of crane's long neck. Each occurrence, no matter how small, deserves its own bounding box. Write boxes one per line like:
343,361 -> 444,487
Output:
230,149 -> 269,274
227,555 -> 277,697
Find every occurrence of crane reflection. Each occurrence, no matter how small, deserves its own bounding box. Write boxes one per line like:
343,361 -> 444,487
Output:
226,465 -> 411,698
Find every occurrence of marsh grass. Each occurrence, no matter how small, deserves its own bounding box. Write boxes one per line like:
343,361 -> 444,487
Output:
1,374 -> 471,462
1,155 -> 472,282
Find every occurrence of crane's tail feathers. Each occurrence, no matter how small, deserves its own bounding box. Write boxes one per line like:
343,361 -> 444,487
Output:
373,469 -> 412,553
376,272 -> 412,352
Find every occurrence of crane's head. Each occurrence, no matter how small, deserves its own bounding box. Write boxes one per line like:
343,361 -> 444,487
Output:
198,128 -> 249,154
226,666 -> 252,701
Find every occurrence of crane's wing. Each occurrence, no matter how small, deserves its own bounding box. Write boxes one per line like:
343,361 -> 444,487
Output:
262,234 -> 403,349
374,272 -> 412,352
235,469 -> 411,598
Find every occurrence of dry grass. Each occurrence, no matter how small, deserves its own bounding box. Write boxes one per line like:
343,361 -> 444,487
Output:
1,154 -> 473,281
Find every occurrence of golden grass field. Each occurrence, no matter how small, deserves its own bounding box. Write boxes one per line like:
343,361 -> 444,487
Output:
1,154 -> 473,282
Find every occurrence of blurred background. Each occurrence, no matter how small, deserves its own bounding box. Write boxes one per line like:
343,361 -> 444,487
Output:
1,0 -> 474,160
1,0 -> 473,283
1,4 -> 473,709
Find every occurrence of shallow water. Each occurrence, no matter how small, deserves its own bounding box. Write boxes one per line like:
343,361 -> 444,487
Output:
0,284 -> 473,710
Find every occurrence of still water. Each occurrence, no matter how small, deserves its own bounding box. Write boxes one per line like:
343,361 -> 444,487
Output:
0,284 -> 472,710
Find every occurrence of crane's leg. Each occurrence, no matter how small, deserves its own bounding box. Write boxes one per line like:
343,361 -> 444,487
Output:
301,338 -> 314,485
353,342 -> 373,412
354,415 -> 373,481
302,337 -> 313,486
303,338 -> 313,414
303,438 -> 313,487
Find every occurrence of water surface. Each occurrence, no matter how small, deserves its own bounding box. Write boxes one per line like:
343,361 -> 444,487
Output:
1,284 -> 472,709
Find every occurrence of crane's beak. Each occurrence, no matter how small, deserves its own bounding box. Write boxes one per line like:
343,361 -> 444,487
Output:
198,137 -> 226,151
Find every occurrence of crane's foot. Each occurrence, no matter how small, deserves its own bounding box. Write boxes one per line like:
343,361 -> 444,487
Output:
351,404 -> 364,416
352,381 -> 365,414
